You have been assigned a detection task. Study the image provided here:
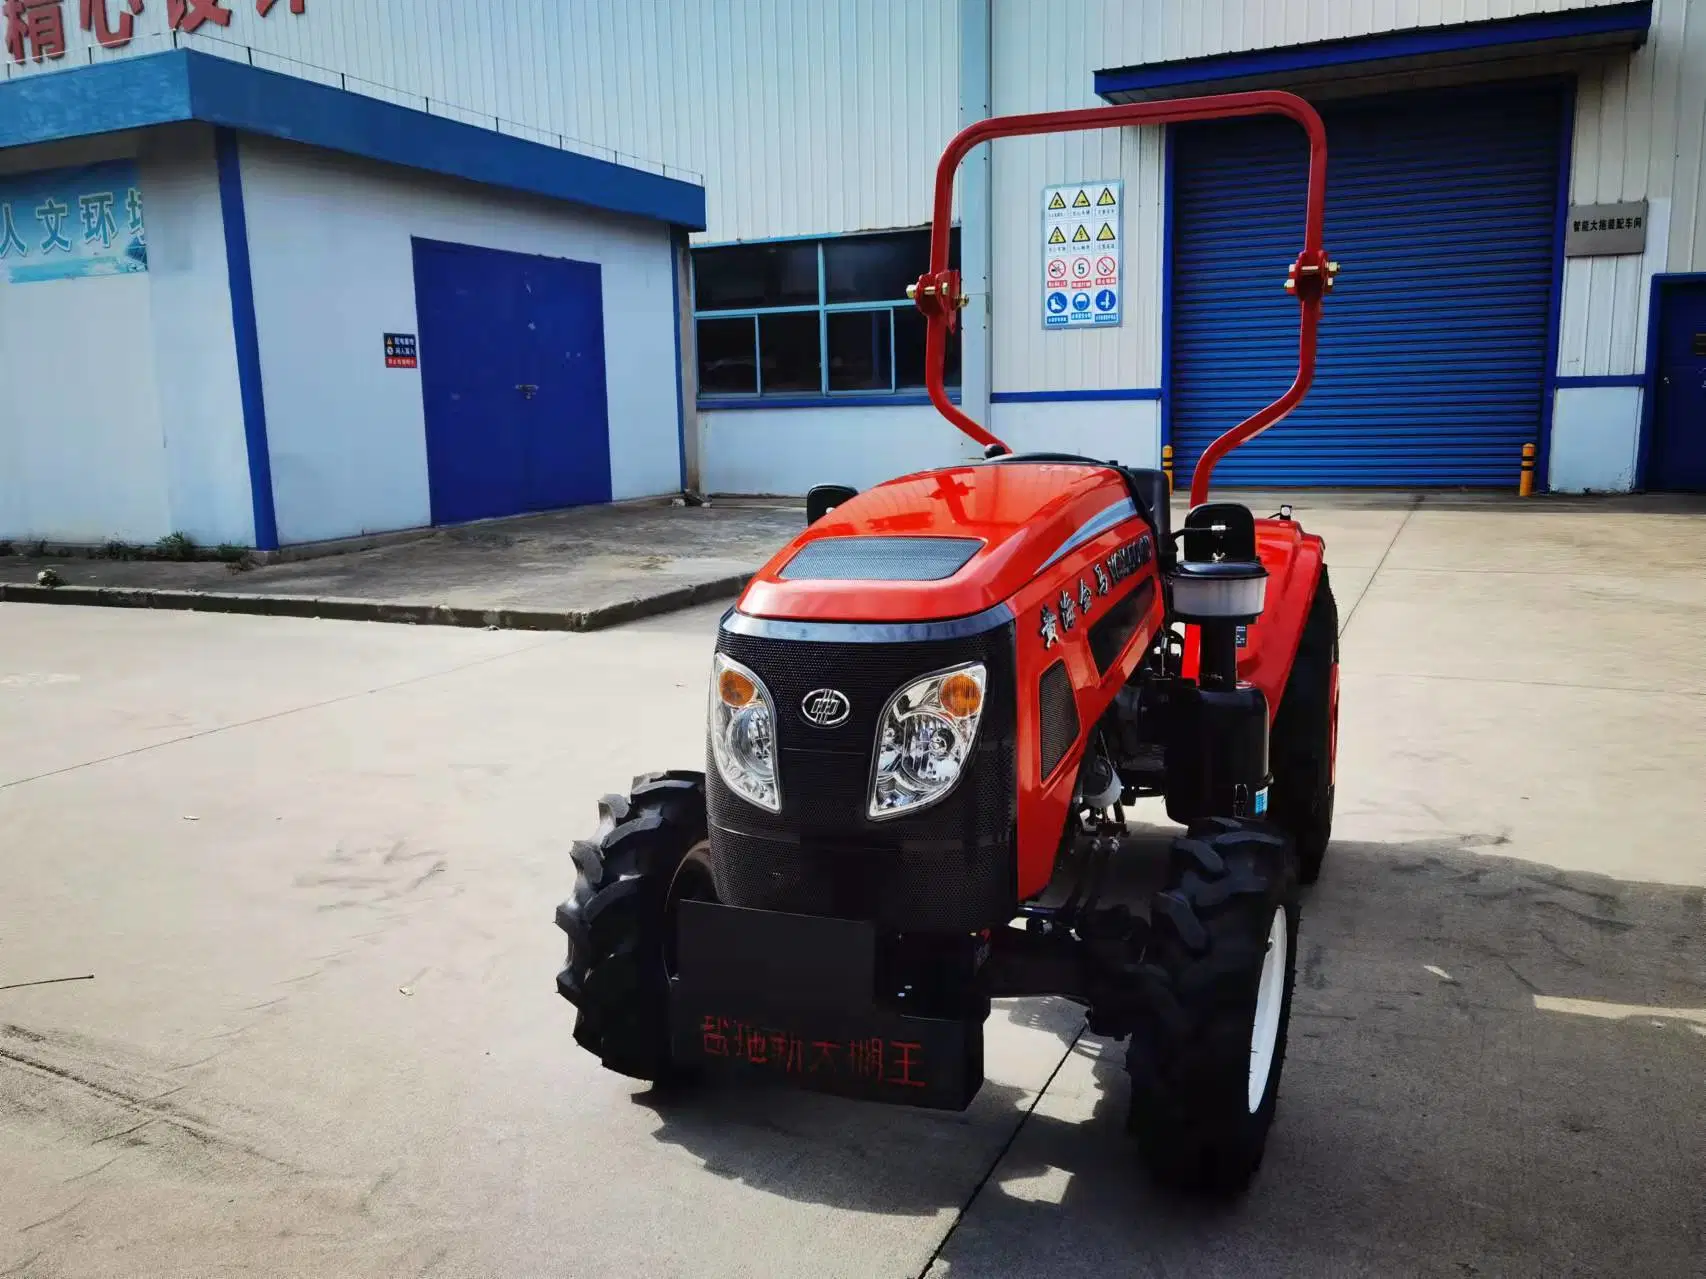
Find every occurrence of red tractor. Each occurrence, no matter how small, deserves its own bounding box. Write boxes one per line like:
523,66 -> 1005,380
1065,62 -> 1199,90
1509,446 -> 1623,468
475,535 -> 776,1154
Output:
556,92 -> 1340,1197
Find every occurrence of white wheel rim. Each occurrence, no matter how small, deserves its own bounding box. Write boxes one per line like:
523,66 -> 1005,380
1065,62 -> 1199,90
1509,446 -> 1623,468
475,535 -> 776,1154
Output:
1248,906 -> 1288,1114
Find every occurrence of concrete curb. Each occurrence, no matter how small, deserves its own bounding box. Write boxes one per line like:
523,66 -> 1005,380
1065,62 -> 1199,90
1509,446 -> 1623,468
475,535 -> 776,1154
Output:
0,573 -> 752,633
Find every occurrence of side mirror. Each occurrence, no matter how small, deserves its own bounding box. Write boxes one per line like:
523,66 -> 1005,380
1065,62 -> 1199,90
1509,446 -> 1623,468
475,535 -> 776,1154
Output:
806,484 -> 858,525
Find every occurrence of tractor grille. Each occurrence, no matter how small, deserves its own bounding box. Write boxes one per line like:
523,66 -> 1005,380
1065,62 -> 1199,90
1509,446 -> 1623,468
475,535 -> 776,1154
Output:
1038,660 -> 1079,781
708,616 -> 1017,932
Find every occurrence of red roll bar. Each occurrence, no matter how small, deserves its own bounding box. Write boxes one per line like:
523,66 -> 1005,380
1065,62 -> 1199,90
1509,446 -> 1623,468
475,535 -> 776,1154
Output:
913,90 -> 1335,507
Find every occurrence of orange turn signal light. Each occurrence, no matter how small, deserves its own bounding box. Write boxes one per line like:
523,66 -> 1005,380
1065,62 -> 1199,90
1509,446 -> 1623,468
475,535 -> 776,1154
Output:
718,668 -> 757,708
939,672 -> 983,718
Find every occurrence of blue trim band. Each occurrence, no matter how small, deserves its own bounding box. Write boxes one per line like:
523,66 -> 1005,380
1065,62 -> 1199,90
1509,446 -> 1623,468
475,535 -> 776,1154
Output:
721,603 -> 1015,645
1039,498 -> 1139,571
214,129 -> 278,553
692,227 -> 951,250
698,392 -> 960,411
990,388 -> 1162,404
1094,2 -> 1652,99
1536,78 -> 1577,497
0,51 -> 706,230
1555,374 -> 1647,388
0,53 -> 192,142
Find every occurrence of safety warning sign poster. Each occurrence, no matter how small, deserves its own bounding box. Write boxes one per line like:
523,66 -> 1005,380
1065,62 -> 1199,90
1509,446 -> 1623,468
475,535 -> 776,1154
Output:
1041,180 -> 1122,329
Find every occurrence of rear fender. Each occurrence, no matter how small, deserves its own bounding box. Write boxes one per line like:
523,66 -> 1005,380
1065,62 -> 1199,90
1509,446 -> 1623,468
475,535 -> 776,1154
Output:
1182,517 -> 1326,716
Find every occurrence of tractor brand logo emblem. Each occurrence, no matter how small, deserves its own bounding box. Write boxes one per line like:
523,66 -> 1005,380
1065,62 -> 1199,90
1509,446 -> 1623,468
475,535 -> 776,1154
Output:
800,689 -> 851,728
1039,606 -> 1060,649
1105,534 -> 1154,586
1094,563 -> 1110,596
1078,579 -> 1093,615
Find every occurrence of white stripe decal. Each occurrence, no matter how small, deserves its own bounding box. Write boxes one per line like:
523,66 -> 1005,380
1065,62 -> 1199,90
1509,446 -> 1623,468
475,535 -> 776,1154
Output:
1039,497 -> 1138,571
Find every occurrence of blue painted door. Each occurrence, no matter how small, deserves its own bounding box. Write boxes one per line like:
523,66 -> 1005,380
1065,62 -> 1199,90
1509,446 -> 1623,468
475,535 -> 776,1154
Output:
1170,83 -> 1562,487
1651,284 -> 1706,492
413,238 -> 611,525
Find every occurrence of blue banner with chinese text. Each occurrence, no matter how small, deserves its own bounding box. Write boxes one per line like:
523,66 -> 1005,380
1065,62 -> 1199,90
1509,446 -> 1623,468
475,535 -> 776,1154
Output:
0,160 -> 147,286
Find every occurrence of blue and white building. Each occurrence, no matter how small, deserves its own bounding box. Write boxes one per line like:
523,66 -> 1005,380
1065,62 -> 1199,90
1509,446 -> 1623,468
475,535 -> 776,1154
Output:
1,7 -> 701,550
2,0 -> 1702,550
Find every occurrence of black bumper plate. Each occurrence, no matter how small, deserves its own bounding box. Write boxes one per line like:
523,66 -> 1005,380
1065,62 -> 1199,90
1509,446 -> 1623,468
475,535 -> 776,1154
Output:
669,900 -> 984,1111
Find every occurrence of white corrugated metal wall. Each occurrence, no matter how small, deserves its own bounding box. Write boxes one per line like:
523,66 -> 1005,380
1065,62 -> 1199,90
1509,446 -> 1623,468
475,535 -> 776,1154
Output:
13,0 -> 1703,491
984,0 -> 1703,489
1058,0 -> 1637,66
989,1 -> 1167,395
1560,0 -> 1706,376
986,0 -> 1667,400
3,0 -> 959,243
1552,0 -> 1706,488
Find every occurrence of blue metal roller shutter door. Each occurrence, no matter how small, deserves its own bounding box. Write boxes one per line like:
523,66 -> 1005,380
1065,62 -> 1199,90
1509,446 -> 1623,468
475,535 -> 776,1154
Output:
1170,84 -> 1562,488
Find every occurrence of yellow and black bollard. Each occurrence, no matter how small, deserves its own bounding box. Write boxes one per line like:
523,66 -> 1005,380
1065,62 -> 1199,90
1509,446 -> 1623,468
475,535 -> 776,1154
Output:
1161,444 -> 1174,492
1519,442 -> 1536,497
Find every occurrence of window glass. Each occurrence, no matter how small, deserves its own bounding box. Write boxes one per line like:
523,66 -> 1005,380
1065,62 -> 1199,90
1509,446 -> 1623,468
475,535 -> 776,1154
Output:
696,317 -> 757,394
827,310 -> 893,391
692,231 -> 961,397
758,312 -> 822,393
894,305 -> 961,390
824,231 -> 928,303
694,242 -> 818,310
822,229 -> 961,303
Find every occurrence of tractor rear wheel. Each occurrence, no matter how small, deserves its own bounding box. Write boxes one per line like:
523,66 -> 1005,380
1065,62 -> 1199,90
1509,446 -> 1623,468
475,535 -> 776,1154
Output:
554,771 -> 713,1081
1126,818 -> 1299,1198
1268,569 -> 1338,884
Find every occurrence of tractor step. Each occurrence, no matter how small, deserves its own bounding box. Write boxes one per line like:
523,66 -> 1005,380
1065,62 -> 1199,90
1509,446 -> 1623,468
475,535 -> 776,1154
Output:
668,900 -> 984,1111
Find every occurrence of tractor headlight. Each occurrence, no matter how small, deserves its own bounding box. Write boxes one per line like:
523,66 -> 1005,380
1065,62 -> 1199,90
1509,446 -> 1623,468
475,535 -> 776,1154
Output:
710,654 -> 780,813
868,663 -> 987,820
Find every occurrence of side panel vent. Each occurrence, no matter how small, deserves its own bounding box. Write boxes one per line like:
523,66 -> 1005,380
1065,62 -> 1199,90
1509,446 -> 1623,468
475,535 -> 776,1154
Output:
1088,579 -> 1154,675
1039,660 -> 1079,780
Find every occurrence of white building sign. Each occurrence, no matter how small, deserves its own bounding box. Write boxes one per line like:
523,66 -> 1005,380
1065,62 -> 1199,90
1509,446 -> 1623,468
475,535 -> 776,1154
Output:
1564,200 -> 1649,257
1042,180 -> 1121,329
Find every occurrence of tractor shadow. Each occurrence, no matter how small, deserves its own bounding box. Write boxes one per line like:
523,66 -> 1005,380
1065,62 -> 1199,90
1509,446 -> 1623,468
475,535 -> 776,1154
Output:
638,834 -> 1706,1276
630,820 -> 1179,1219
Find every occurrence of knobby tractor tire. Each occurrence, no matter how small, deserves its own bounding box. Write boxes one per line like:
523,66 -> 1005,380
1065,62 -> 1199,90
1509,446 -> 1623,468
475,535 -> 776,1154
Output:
1126,818 -> 1300,1198
554,771 -> 710,1081
1268,569 -> 1338,885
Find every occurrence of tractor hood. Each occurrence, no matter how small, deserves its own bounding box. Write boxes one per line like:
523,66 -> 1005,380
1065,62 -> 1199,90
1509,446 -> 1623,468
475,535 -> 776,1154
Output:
736,463 -> 1142,623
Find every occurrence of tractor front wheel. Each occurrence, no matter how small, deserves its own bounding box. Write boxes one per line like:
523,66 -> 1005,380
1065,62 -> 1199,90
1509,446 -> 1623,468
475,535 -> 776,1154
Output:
1126,818 -> 1299,1198
555,771 -> 713,1081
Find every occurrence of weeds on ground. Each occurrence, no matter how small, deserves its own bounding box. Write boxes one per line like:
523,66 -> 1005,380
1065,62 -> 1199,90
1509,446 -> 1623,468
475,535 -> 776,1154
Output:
154,531 -> 197,562
217,544 -> 257,572
4,533 -> 255,563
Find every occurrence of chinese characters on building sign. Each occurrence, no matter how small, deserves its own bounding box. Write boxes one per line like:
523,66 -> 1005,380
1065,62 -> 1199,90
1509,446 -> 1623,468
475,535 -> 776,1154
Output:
384,333 -> 419,369
0,160 -> 147,286
1564,200 -> 1649,258
5,0 -> 303,63
85,0 -> 143,48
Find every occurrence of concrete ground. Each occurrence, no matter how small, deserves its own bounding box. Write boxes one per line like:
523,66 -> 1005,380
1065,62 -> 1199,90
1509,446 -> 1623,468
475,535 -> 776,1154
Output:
0,501 -> 804,624
0,493 -> 1702,1278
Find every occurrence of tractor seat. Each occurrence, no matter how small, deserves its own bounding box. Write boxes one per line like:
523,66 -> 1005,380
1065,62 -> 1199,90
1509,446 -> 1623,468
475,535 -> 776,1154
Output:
981,450 -> 1172,568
